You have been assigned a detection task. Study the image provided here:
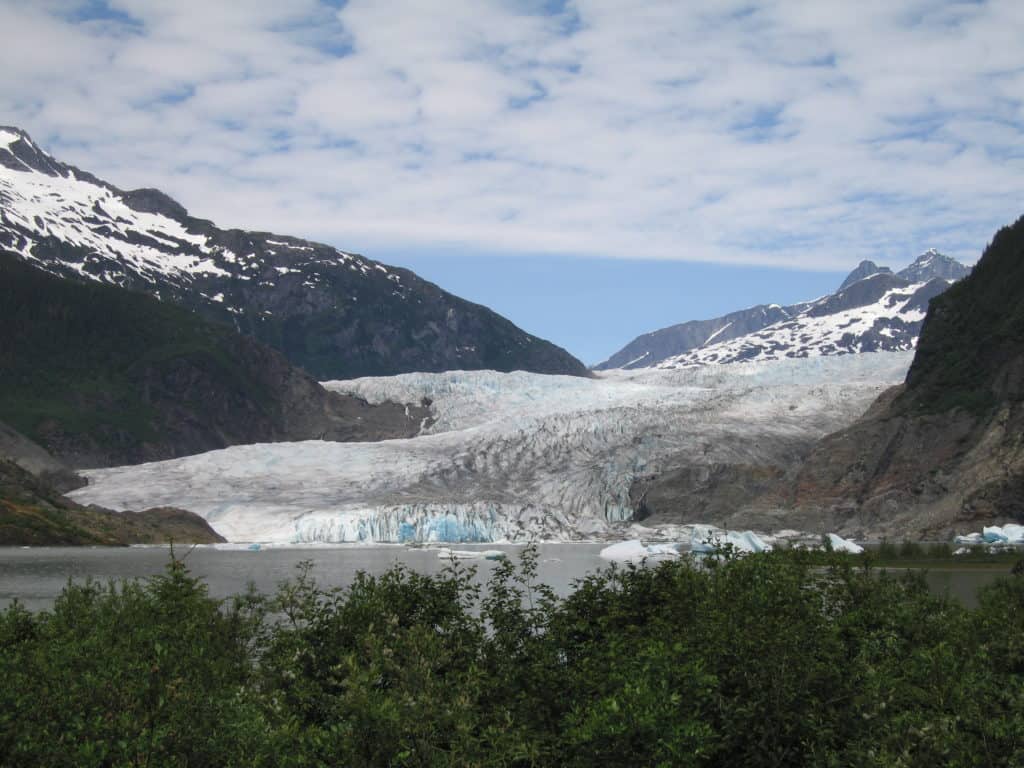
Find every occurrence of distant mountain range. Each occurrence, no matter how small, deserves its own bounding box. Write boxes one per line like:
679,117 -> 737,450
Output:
595,250 -> 971,370
0,126 -> 586,379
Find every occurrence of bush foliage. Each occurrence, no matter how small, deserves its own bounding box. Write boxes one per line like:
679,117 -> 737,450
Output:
2,548 -> 1022,767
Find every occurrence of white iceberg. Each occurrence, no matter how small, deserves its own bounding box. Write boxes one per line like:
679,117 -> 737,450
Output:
436,548 -> 507,561
690,525 -> 770,554
599,540 -> 681,563
954,525 -> 1024,547
826,533 -> 864,554
953,532 -> 985,546
690,524 -> 722,553
983,526 -> 1008,543
982,524 -> 1024,544
726,530 -> 771,553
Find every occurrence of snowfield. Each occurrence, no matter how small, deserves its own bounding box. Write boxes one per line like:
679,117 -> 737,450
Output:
70,353 -> 913,543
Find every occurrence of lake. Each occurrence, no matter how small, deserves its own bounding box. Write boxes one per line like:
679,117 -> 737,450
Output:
0,544 -> 1012,612
0,543 -> 608,612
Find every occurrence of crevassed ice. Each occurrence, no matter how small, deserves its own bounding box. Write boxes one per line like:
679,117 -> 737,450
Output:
72,353 -> 913,544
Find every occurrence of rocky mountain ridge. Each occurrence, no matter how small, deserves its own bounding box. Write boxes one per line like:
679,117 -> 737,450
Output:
0,126 -> 586,379
595,249 -> 971,371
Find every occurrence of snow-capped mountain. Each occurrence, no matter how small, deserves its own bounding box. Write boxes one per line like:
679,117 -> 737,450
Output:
0,126 -> 586,379
594,250 -> 970,370
70,353 -> 911,543
895,249 -> 971,283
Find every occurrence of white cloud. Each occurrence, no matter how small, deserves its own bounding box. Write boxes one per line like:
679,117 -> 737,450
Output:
1,0 -> 1022,269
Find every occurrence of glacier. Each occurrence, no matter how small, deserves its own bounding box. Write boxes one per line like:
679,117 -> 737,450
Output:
70,352 -> 913,543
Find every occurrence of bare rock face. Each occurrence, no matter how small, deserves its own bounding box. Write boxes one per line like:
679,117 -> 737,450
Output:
0,420 -> 85,492
782,399 -> 1024,539
630,463 -> 793,528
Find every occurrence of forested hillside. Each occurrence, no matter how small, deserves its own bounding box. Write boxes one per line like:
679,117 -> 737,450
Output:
0,253 -> 424,467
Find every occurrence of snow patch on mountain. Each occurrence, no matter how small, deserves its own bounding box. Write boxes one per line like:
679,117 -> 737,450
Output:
656,281 -> 931,367
0,163 -> 228,277
0,129 -> 401,302
0,130 -> 24,150
1,126 -> 589,379
597,250 -> 970,372
71,353 -> 913,543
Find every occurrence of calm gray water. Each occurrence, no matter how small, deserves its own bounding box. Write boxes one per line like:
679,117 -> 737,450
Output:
0,544 -> 610,612
0,544 -> 1010,612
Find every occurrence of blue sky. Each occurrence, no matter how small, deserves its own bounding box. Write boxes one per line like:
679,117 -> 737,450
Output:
384,248 -> 848,364
1,0 -> 1022,363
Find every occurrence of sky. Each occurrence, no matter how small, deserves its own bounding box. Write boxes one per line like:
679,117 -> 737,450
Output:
1,0 -> 1022,363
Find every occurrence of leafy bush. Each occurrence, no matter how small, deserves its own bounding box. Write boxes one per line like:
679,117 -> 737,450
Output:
0,557 -> 266,767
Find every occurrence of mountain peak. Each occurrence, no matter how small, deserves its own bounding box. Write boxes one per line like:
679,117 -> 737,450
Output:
0,126 -> 35,146
838,260 -> 893,291
0,126 -> 68,178
897,250 -> 971,283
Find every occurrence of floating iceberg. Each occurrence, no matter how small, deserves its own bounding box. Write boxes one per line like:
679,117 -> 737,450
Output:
690,525 -> 770,554
826,533 -> 864,554
435,548 -> 508,561
953,532 -> 985,546
951,525 -> 1024,548
982,525 -> 1024,544
599,540 -> 681,563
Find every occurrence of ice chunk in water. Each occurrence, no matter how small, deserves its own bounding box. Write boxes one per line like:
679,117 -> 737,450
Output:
600,540 -> 680,563
826,533 -> 863,554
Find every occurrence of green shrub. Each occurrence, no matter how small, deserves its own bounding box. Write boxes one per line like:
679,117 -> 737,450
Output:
2,548 -> 1022,766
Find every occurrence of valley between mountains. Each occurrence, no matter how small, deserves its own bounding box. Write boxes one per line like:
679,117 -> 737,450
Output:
2,125 -> 1022,546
